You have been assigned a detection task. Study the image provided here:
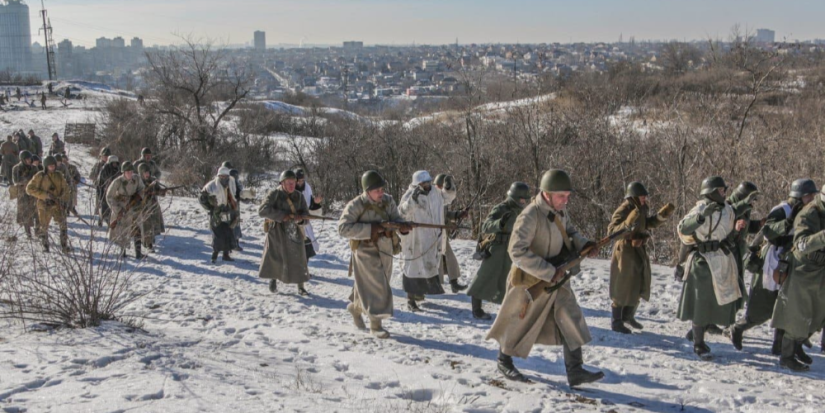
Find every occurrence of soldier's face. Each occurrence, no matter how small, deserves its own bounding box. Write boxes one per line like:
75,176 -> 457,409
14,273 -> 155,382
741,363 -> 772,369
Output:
124,171 -> 134,180
143,172 -> 150,180
368,187 -> 384,202
638,196 -> 647,205
297,178 -> 305,186
144,154 -> 152,161
24,159 -> 31,165
803,194 -> 815,205
282,178 -> 296,193
544,191 -> 571,211
47,165 -> 56,172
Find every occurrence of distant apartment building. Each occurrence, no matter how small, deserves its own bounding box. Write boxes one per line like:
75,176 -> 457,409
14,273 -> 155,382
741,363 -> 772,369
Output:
0,0 -> 32,74
756,29 -> 775,44
254,31 -> 266,50
96,37 -> 113,48
131,37 -> 143,50
343,41 -> 364,50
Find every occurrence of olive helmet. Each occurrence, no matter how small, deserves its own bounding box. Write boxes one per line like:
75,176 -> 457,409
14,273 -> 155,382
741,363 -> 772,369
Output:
507,182 -> 531,201
43,155 -> 57,168
699,176 -> 727,195
434,174 -> 447,187
625,181 -> 649,198
279,169 -> 297,183
100,147 -> 111,157
790,178 -> 818,198
141,147 -> 152,156
733,181 -> 759,200
19,150 -> 32,161
121,161 -> 135,173
361,170 -> 386,192
540,169 -> 572,193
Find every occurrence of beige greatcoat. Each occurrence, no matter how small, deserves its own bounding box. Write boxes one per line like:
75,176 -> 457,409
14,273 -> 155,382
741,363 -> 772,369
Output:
487,195 -> 592,358
338,193 -> 403,320
106,175 -> 145,248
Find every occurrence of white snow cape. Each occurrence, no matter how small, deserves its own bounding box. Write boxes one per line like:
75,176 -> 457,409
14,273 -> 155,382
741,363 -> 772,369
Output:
397,183 -> 456,279
202,177 -> 237,207
680,201 -> 742,306
762,202 -> 792,292
300,182 -> 320,252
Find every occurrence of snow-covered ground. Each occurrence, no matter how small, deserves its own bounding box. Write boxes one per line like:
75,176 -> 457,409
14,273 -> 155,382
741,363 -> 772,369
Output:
1,87 -> 824,413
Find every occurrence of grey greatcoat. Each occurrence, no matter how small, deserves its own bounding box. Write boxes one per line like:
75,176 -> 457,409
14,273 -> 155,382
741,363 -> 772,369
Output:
486,196 -> 592,358
338,193 -> 403,320
106,175 -> 145,248
258,187 -> 310,284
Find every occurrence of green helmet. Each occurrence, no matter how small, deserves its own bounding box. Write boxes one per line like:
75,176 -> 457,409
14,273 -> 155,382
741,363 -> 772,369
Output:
43,155 -> 57,168
279,169 -> 297,183
540,169 -> 572,193
19,150 -> 32,161
54,154 -> 64,162
625,181 -> 649,198
138,163 -> 151,174
141,147 -> 152,156
221,161 -> 233,169
434,174 -> 447,187
100,147 -> 111,157
121,161 -> 135,173
507,182 -> 531,201
699,176 -> 727,195
733,181 -> 758,200
790,178 -> 818,198
361,170 -> 386,192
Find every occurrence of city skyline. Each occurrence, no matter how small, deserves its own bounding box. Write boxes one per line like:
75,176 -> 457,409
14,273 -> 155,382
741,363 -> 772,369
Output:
26,0 -> 825,48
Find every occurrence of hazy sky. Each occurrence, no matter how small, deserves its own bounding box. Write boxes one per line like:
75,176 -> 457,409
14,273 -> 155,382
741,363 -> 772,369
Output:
27,0 -> 825,48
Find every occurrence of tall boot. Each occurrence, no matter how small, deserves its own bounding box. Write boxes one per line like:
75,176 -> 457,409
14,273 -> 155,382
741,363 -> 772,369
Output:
407,294 -> 421,312
471,297 -> 491,320
59,229 -> 70,253
780,337 -> 810,372
24,225 -> 32,239
622,305 -> 644,329
268,279 -> 277,293
497,350 -> 530,383
611,305 -> 631,334
298,282 -> 309,296
795,342 -> 813,365
450,279 -> 467,293
222,251 -> 235,262
369,318 -> 390,339
210,251 -> 218,264
730,318 -> 756,351
41,236 -> 49,253
693,325 -> 712,360
346,303 -> 366,329
771,329 -> 784,356
563,340 -> 604,387
134,240 -> 143,259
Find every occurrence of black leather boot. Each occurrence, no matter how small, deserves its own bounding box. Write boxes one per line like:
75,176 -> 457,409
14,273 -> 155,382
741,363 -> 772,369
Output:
771,329 -> 784,356
268,279 -> 277,293
564,341 -> 604,387
134,240 -> 143,259
298,283 -> 309,296
210,251 -> 218,264
795,342 -> 813,365
450,279 -> 467,293
780,337 -> 810,372
693,325 -> 712,361
611,306 -> 631,334
222,251 -> 234,262
471,297 -> 491,320
622,305 -> 644,329
497,351 -> 530,383
60,230 -> 71,253
730,319 -> 756,351
407,294 -> 421,312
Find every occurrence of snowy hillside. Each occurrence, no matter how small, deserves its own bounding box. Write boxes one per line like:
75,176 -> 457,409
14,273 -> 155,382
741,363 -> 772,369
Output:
1,89 -> 824,413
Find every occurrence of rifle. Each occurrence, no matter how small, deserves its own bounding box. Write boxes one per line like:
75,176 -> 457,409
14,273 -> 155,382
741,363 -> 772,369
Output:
536,227 -> 632,295
450,190 -> 482,239
291,214 -> 337,222
110,181 -> 158,230
381,221 -> 469,232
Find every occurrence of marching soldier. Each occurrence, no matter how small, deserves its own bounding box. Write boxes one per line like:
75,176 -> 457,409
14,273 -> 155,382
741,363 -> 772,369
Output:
11,151 -> 39,238
487,169 -> 603,386
676,177 -> 742,360
338,170 -> 411,338
433,174 -> 468,293
258,170 -> 311,295
90,147 -> 111,220
1,135 -> 19,184
467,182 -> 531,320
97,155 -> 121,225
296,168 -> 323,262
48,133 -> 65,156
138,163 -> 165,252
730,179 -> 817,359
726,182 -> 763,307
25,155 -> 70,253
27,130 -> 43,158
134,147 -> 162,180
199,167 -> 239,264
771,181 -> 825,372
607,182 -> 675,334
398,170 -> 457,311
106,162 -> 146,259
31,155 -> 42,171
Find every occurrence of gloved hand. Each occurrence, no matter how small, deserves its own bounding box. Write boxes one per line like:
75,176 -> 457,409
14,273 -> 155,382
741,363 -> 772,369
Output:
412,186 -> 423,203
673,265 -> 685,282
398,223 -> 414,234
658,203 -> 676,219
443,175 -> 454,190
457,209 -> 469,219
370,223 -> 384,239
701,202 -> 722,218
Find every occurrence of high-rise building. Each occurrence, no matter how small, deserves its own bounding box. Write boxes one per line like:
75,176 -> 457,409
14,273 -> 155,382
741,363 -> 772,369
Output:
112,36 -> 125,48
130,37 -> 143,50
0,0 -> 32,74
254,31 -> 266,50
343,41 -> 364,50
96,37 -> 112,48
756,29 -> 775,44
57,39 -> 73,77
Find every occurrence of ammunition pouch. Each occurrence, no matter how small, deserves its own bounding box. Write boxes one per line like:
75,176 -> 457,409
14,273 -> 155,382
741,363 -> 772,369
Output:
695,240 -> 721,254
473,233 -> 510,261
808,251 -> 825,266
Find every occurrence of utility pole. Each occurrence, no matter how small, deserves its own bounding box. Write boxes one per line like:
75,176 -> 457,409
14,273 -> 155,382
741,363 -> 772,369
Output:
39,0 -> 57,80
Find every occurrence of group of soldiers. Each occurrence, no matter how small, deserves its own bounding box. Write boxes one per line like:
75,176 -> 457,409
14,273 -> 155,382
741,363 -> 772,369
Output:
9,134 -> 824,385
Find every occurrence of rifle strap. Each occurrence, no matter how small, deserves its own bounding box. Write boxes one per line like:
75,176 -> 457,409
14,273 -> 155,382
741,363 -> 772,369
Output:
551,212 -> 573,252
